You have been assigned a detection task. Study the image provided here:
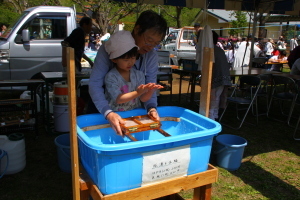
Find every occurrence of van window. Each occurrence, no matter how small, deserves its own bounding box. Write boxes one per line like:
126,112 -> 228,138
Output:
182,30 -> 194,40
23,16 -> 67,40
164,31 -> 178,44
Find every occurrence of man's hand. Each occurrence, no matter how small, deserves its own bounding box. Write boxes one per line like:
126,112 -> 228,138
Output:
106,112 -> 125,136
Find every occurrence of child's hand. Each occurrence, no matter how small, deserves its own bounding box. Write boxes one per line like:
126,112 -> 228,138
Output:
139,83 -> 164,102
136,84 -> 148,95
144,83 -> 164,91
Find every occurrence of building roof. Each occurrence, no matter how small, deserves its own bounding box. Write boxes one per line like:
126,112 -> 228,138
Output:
205,9 -> 251,23
205,9 -> 300,24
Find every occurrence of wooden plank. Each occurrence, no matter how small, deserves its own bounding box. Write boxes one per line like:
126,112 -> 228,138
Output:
66,47 -> 80,200
157,128 -> 171,137
125,134 -> 138,141
79,164 -> 218,200
98,165 -> 218,200
79,178 -> 89,200
199,47 -> 214,117
81,117 -> 181,132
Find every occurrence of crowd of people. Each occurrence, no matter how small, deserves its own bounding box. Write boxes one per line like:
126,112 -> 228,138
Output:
88,32 -> 102,51
214,34 -> 299,72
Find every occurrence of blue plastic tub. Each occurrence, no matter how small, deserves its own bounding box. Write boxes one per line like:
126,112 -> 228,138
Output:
77,106 -> 221,195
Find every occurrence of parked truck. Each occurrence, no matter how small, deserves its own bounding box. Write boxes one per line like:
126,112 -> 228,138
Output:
160,26 -> 196,66
0,6 -> 77,80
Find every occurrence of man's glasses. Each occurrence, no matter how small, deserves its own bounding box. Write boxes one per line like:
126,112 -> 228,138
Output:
143,33 -> 161,47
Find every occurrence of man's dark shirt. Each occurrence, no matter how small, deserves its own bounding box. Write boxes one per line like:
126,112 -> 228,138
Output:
288,45 -> 300,69
64,27 -> 85,71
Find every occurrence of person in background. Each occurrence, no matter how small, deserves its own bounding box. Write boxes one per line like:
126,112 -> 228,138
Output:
262,38 -> 275,70
264,38 -> 274,59
232,35 -> 261,68
63,17 -> 94,72
234,37 -> 242,50
225,44 -> 235,69
216,40 -> 224,50
258,38 -> 265,51
288,45 -> 300,69
95,34 -> 101,50
88,10 -> 167,136
277,36 -> 286,52
272,44 -> 280,56
104,30 -> 163,112
209,31 -> 232,121
235,37 -> 242,49
290,35 -> 298,52
221,40 -> 228,50
192,23 -> 201,46
88,32 -> 96,51
0,24 -> 7,36
227,39 -> 233,50
268,50 -> 287,72
254,37 -> 259,46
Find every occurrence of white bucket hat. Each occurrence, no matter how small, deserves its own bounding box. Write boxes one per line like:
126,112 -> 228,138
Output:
105,30 -> 138,59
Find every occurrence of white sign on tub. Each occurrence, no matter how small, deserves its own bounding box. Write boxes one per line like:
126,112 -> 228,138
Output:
141,145 -> 190,186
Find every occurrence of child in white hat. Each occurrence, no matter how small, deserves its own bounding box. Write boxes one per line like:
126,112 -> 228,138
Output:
104,30 -> 163,112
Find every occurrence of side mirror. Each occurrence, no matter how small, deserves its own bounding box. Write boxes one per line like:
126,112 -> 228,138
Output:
22,29 -> 30,42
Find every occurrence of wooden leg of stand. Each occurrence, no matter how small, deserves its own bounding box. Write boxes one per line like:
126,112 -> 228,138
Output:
80,180 -> 90,200
193,184 -> 212,200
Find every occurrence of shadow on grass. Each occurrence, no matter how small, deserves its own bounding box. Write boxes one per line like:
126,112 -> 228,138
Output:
218,108 -> 300,158
230,161 -> 300,199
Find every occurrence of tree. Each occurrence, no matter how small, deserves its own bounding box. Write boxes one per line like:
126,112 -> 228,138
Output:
0,3 -> 20,25
3,0 -> 62,14
159,6 -> 183,28
256,13 -> 271,39
1,0 -> 64,25
158,5 -> 199,28
71,0 -> 145,34
228,11 -> 248,37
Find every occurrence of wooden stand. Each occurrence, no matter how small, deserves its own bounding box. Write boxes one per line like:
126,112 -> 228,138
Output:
65,45 -> 217,200
79,164 -> 218,200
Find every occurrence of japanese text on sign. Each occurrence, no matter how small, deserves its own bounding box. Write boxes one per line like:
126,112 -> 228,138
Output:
141,145 -> 190,186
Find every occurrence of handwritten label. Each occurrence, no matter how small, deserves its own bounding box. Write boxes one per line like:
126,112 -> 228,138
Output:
141,145 -> 190,186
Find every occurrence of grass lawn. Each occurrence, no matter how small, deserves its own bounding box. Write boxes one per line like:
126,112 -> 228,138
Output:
0,74 -> 300,199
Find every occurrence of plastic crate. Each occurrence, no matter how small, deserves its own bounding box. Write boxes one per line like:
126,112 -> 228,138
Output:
77,106 -> 221,195
182,59 -> 198,71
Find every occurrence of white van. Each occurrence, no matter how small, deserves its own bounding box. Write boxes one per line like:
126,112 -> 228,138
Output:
161,27 -> 196,66
0,6 -> 77,80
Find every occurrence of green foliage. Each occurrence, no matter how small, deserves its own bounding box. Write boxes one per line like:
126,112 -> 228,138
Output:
0,1 -> 200,34
285,25 -> 297,40
120,5 -> 199,31
0,3 -> 20,26
229,11 -> 248,37
160,6 -> 200,28
123,23 -> 135,32
0,0 -> 66,26
180,7 -> 200,27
